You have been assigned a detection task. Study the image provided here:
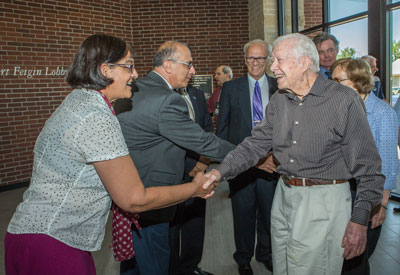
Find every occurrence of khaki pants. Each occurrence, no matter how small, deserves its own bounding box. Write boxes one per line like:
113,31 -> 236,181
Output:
271,178 -> 352,275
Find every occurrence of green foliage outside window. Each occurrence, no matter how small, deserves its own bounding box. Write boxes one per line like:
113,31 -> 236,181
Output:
337,47 -> 356,59
393,40 -> 400,61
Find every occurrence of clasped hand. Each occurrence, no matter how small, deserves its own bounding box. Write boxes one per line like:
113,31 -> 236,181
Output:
192,171 -> 219,199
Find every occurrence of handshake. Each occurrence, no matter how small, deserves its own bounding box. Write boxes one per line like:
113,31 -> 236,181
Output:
191,152 -> 278,199
191,169 -> 222,199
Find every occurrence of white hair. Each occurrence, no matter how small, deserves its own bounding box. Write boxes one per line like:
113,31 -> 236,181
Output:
221,65 -> 233,79
273,33 -> 320,73
243,39 -> 272,58
361,55 -> 377,62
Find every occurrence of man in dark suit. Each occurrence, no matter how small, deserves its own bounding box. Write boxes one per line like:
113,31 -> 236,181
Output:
117,41 -> 235,275
169,85 -> 214,275
217,39 -> 279,275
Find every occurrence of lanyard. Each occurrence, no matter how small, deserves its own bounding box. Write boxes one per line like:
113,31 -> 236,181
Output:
97,90 -> 116,116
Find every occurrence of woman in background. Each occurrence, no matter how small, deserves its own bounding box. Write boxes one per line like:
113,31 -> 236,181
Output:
331,58 -> 398,275
4,34 -> 213,275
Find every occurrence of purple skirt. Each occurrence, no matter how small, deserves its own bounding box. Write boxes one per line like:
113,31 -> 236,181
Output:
4,232 -> 96,275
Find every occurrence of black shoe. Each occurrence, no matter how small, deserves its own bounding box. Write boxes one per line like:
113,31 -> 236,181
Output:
261,259 -> 273,272
238,264 -> 253,275
193,266 -> 214,275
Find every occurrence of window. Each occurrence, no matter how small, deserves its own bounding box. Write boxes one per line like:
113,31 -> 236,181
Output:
390,8 -> 400,105
330,18 -> 368,58
329,0 -> 367,21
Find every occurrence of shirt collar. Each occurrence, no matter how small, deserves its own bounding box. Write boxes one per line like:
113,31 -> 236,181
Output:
307,73 -> 329,97
247,73 -> 266,87
152,70 -> 173,89
364,92 -> 377,114
320,66 -> 331,78
280,73 -> 325,101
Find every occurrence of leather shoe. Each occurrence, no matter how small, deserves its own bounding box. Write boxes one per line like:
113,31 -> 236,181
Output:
193,266 -> 214,275
261,259 -> 273,272
238,263 -> 253,275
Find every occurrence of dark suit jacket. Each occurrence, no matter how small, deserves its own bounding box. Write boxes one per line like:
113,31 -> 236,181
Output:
216,74 -> 279,192
117,71 -> 234,223
184,85 -> 214,176
217,74 -> 278,144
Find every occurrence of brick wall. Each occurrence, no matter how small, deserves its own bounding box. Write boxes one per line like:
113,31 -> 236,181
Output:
130,0 -> 249,77
0,0 -> 249,187
303,0 -> 323,30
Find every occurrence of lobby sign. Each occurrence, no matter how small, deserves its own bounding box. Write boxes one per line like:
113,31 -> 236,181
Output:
0,66 -> 68,78
188,75 -> 213,100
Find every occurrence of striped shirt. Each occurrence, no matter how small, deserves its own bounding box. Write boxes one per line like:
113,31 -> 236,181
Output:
217,74 -> 385,226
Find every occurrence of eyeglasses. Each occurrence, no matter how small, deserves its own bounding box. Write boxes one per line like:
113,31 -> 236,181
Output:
167,58 -> 193,69
107,63 -> 135,73
246,56 -> 268,64
333,78 -> 349,83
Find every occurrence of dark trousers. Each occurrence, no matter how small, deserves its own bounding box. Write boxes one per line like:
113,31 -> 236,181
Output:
342,181 -> 382,275
169,197 -> 206,275
229,169 -> 278,265
120,222 -> 170,275
342,222 -> 382,275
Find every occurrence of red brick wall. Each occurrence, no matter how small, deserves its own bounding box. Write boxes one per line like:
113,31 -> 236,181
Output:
130,0 -> 249,77
0,0 -> 249,187
303,0 -> 323,30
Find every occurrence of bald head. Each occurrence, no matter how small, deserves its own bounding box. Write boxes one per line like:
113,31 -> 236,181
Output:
152,41 -> 195,89
153,41 -> 191,67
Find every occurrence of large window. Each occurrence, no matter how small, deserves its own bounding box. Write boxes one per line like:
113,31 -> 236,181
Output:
330,18 -> 368,58
391,8 -> 400,105
329,0 -> 367,21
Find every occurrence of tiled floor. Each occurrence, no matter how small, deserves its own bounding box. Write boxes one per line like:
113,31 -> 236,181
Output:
1,183 -> 400,275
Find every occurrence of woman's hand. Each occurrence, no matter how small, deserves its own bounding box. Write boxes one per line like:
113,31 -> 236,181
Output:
192,172 -> 215,199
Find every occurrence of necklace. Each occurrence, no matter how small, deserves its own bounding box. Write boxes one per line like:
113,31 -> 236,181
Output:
97,90 -> 116,116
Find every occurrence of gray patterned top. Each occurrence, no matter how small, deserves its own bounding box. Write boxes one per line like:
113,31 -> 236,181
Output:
7,88 -> 129,251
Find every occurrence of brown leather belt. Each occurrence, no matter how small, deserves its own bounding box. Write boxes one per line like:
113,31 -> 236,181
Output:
281,175 -> 347,187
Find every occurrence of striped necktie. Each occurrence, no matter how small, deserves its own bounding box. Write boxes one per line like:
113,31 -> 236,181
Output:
252,81 -> 263,127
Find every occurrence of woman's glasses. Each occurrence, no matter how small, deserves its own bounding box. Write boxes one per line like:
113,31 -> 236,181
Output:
107,63 -> 135,73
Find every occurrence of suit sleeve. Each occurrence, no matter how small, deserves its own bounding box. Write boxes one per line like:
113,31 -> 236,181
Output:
158,93 -> 235,162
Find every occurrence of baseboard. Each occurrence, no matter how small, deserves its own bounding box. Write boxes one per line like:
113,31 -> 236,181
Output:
390,192 -> 400,202
0,181 -> 30,192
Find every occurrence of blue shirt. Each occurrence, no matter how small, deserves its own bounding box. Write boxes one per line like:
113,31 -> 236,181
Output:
372,76 -> 385,99
319,66 -> 331,79
365,92 -> 399,190
393,96 -> 400,126
247,74 -> 269,127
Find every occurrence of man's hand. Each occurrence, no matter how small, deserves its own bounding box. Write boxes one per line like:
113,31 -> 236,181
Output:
203,169 -> 221,191
370,206 -> 387,229
188,161 -> 209,177
256,153 -> 277,173
191,172 -> 215,199
341,221 -> 367,260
